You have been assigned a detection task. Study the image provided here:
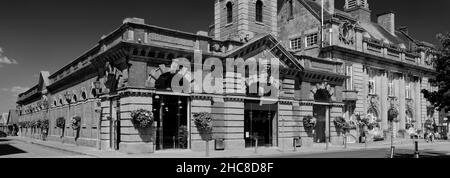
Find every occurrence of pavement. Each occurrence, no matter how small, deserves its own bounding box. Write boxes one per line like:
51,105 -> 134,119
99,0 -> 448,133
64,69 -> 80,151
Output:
6,136 -> 450,158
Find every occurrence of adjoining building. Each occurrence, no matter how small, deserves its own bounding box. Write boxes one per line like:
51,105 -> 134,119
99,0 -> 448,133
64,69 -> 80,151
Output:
16,0 -> 438,154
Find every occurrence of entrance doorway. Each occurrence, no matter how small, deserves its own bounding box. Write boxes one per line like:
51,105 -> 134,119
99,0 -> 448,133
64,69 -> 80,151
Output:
313,105 -> 327,143
153,95 -> 189,150
244,100 -> 278,148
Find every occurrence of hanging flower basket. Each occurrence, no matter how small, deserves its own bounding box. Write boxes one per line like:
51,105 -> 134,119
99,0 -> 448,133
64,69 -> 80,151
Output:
388,107 -> 399,122
130,109 -> 154,128
303,115 -> 316,128
334,117 -> 353,133
41,120 -> 49,130
30,120 -> 37,128
36,120 -> 42,129
71,116 -> 81,130
56,117 -> 65,129
193,112 -> 213,133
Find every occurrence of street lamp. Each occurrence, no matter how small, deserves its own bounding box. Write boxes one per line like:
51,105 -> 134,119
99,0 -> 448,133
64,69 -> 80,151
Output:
63,92 -> 72,142
93,81 -> 103,150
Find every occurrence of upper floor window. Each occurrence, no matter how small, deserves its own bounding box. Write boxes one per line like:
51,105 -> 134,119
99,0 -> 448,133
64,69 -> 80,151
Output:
406,77 -> 412,99
226,2 -> 233,24
128,29 -> 134,41
290,37 -> 302,50
345,65 -> 354,90
305,33 -> 318,48
368,69 -> 376,95
388,72 -> 394,97
256,0 -> 263,23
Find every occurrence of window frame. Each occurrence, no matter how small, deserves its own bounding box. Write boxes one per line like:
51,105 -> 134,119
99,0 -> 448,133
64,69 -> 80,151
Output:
290,37 -> 302,51
226,2 -> 233,24
256,0 -> 263,23
305,33 -> 319,48
388,72 -> 394,97
368,69 -> 376,95
406,76 -> 412,99
345,64 -> 354,90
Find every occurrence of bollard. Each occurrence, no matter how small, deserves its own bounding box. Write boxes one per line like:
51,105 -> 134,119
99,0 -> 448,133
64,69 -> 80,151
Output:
205,140 -> 210,157
344,135 -> 347,149
414,141 -> 420,158
173,136 -> 176,149
365,137 -> 367,150
390,146 -> 395,158
294,138 -> 297,152
254,137 -> 258,154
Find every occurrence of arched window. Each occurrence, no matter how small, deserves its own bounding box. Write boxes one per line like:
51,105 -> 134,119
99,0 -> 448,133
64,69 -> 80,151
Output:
226,2 -> 233,24
81,91 -> 87,100
256,0 -> 263,22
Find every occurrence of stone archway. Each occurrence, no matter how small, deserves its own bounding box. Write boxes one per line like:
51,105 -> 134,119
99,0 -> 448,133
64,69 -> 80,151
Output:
311,82 -> 335,102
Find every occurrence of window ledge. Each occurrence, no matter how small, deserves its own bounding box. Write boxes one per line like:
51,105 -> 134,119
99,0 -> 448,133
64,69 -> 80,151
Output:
225,23 -> 233,27
255,21 -> 265,26
304,45 -> 319,50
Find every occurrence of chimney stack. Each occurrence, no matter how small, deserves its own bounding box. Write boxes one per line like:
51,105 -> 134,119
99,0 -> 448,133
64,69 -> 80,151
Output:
123,17 -> 145,25
377,11 -> 395,36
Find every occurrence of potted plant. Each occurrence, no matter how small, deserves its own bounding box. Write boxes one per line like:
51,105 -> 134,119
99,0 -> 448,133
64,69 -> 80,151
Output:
178,125 -> 188,149
130,109 -> 154,128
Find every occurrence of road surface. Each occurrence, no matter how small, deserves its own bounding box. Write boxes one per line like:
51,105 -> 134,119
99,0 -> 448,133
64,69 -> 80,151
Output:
0,138 -> 91,158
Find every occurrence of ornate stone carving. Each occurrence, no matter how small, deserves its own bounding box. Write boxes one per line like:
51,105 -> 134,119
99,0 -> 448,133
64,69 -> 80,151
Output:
103,61 -> 128,92
310,81 -> 335,101
339,20 -> 356,45
366,95 -> 380,117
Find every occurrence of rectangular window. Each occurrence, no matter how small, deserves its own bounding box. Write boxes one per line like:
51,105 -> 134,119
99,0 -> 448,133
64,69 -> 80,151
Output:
368,69 -> 376,95
305,33 -> 318,48
345,65 -> 353,90
128,30 -> 134,41
290,37 -> 302,50
406,77 -> 412,99
388,72 -> 394,97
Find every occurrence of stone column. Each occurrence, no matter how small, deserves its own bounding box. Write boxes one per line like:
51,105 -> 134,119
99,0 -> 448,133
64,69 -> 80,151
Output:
190,96 -> 214,152
415,78 -> 422,130
118,91 -> 154,154
399,74 -> 406,133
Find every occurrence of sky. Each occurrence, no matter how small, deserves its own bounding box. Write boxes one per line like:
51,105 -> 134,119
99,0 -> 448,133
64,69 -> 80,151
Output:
0,0 -> 449,114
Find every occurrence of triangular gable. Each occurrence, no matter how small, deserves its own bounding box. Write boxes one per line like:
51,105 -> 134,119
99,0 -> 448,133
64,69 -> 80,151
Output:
37,71 -> 50,92
225,34 -> 304,72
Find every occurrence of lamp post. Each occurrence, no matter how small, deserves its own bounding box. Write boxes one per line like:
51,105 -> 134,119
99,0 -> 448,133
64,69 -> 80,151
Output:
93,81 -> 103,150
64,92 -> 72,142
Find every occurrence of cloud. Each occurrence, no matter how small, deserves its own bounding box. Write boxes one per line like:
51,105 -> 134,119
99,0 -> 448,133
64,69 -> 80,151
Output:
2,86 -> 29,97
0,47 -> 19,65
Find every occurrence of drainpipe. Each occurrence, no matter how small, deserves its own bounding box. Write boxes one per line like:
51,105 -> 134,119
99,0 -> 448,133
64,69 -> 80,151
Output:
96,98 -> 102,150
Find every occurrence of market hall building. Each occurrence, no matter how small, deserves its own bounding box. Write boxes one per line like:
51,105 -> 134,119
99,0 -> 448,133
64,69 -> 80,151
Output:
16,0 -> 439,154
